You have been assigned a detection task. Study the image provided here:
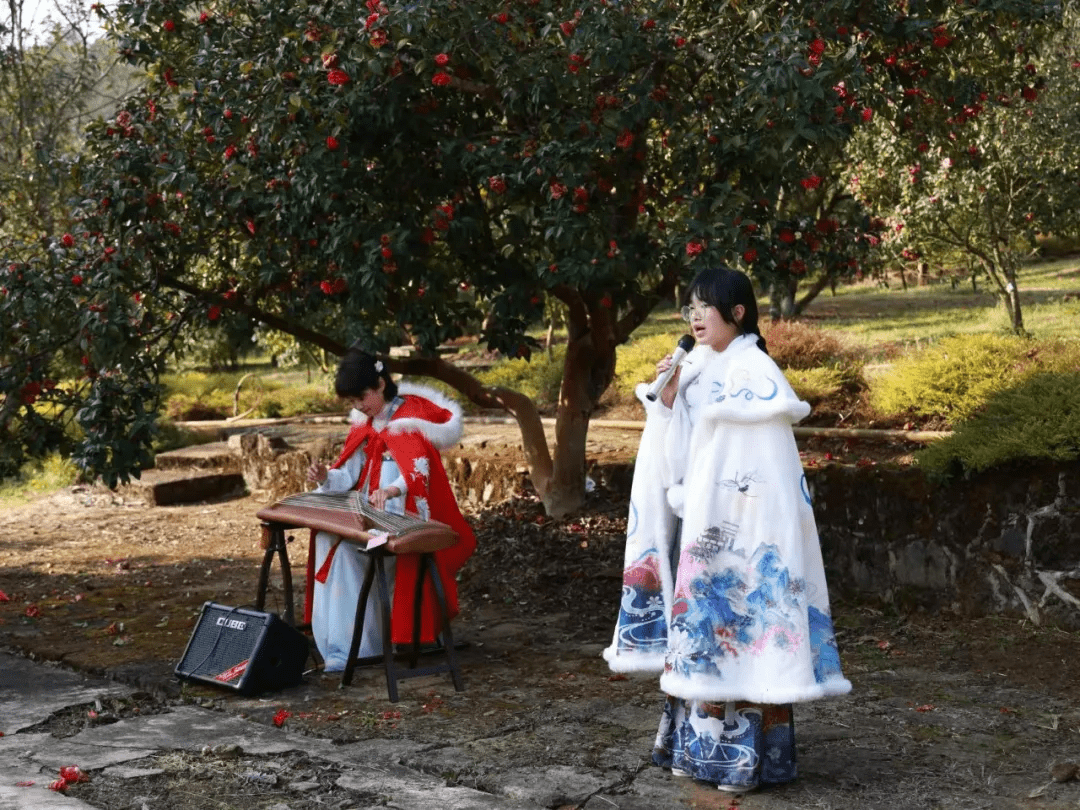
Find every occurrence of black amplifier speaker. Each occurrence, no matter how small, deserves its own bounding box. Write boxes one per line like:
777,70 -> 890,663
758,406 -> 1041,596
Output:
175,602 -> 309,695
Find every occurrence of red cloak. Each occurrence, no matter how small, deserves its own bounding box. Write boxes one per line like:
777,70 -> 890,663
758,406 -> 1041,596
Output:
303,384 -> 476,644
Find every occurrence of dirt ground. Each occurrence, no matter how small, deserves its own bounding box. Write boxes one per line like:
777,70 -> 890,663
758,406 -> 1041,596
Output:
3,470 -> 1080,810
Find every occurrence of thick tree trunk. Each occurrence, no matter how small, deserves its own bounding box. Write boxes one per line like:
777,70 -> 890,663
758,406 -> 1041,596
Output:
769,278 -> 797,320
540,294 -> 619,516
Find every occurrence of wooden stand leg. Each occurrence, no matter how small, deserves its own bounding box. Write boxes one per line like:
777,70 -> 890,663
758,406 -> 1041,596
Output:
255,524 -> 295,625
374,553 -> 399,702
423,556 -> 465,693
340,554 -> 377,688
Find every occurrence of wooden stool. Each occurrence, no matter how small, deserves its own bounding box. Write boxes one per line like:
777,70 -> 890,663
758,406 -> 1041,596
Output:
256,522 -> 465,702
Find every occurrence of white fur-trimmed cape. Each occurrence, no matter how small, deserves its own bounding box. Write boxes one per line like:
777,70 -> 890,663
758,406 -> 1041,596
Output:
349,381 -> 463,450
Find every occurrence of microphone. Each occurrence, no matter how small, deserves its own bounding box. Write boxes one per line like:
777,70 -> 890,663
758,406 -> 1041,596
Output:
645,334 -> 696,402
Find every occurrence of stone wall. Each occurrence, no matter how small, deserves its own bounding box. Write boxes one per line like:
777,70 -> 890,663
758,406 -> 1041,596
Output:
583,459 -> 1080,629
232,429 -> 1080,628
808,461 -> 1080,629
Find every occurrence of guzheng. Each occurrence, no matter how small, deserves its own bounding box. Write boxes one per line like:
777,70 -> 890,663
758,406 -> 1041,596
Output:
256,490 -> 458,553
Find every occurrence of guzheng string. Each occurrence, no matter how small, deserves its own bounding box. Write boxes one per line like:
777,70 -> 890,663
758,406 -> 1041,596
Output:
276,490 -> 425,536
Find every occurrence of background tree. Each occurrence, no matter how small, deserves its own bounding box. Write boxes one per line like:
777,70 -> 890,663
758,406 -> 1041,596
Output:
843,0 -> 1078,333
0,0 -> 1063,514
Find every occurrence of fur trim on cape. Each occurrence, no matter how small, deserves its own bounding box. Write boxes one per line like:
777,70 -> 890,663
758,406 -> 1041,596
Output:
349,381 -> 463,449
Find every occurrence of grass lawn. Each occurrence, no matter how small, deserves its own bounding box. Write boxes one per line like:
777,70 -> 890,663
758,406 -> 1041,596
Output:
799,255 -> 1080,356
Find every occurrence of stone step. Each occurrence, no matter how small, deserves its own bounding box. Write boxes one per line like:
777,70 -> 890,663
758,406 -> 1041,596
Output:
154,441 -> 240,471
118,468 -> 246,506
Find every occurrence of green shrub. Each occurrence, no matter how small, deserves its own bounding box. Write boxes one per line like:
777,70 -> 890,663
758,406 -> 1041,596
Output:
473,345 -> 566,410
917,372 -> 1080,475
784,366 -> 853,405
613,333 -> 681,398
258,385 -> 340,418
870,333 -> 1039,425
0,453 -> 82,502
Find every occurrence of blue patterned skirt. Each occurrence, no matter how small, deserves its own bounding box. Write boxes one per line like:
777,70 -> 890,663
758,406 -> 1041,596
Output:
652,698 -> 797,789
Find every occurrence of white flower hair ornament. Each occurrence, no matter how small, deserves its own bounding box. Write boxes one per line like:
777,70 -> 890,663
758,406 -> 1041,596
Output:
374,360 -> 384,372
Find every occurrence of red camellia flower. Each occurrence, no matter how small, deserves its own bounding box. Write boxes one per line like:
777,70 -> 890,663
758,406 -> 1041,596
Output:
861,107 -> 873,122
616,129 -> 634,149
686,240 -> 704,256
778,228 -> 796,243
380,247 -> 393,258
320,280 -> 333,294
435,53 -> 450,65
59,767 -> 89,784
224,144 -> 237,159
326,136 -> 339,150
573,186 -> 588,202
495,11 -> 508,23
675,36 -> 686,47
432,71 -> 451,86
208,305 -> 221,321
273,709 -> 291,727
163,19 -> 175,31
61,233 -> 75,247
800,175 -> 823,190
71,274 -> 83,286
743,249 -> 758,263
326,69 -> 350,85
1021,86 -> 1038,101
199,11 -> 209,23
559,20 -> 575,36
488,176 -> 507,194
549,180 -> 567,199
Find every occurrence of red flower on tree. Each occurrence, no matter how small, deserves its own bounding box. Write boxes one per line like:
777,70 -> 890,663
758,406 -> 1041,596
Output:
488,176 -> 507,194
434,53 -> 450,65
326,69 -> 350,86
616,129 -> 634,149
800,175 -> 822,190
432,71 -> 451,86
326,136 -> 339,150
163,19 -> 175,31
743,248 -> 758,263
61,233 -> 75,247
208,305 -> 221,321
686,240 -> 704,256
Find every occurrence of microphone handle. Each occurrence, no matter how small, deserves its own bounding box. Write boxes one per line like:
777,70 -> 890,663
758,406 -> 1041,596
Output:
645,348 -> 687,402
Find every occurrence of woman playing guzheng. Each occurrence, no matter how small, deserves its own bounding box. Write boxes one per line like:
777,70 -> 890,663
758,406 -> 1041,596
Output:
305,349 -> 476,671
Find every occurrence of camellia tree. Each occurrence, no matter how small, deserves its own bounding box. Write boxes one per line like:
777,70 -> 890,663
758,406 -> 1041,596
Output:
843,1 -> 1078,334
0,0 -> 1063,514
